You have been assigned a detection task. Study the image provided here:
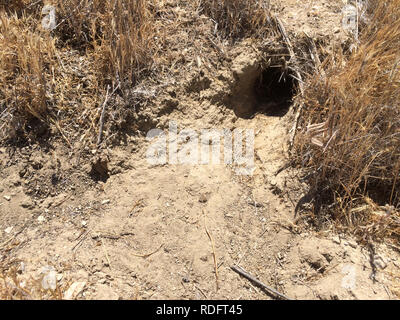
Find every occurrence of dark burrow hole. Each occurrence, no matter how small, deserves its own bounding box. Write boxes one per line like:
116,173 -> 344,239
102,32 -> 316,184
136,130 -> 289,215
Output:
253,67 -> 296,117
89,157 -> 110,183
229,64 -> 297,119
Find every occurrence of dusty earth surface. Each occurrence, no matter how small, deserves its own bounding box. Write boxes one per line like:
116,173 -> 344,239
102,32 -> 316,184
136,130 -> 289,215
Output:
0,0 -> 399,300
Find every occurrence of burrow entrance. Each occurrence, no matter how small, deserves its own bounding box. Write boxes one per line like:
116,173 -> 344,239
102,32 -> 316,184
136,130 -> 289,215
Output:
254,67 -> 296,117
228,60 -> 297,119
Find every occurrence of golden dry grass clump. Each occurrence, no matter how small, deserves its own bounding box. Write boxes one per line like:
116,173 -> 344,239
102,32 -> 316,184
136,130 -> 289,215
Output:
0,266 -> 64,300
0,12 -> 57,140
0,0 -> 273,144
295,0 -> 400,241
200,0 -> 271,40
0,0 -> 156,144
55,0 -> 156,84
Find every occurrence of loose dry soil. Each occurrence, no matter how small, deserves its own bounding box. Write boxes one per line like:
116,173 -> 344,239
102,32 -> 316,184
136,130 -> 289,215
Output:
0,0 -> 399,300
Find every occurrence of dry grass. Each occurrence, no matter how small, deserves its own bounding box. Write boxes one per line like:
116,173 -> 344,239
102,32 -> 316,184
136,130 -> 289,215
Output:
1,0 -> 399,300
55,0 -> 156,84
0,11 -> 56,140
0,0 -> 157,144
0,0 -> 34,14
200,0 -> 271,40
0,0 -> 273,144
295,0 -> 400,242
0,262 -> 66,300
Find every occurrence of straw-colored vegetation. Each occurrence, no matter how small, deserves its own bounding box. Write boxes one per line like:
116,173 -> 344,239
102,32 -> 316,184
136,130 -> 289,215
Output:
0,0 -> 157,144
0,266 -> 65,300
0,0 -> 399,299
0,0 -> 398,241
294,0 -> 400,242
201,0 -> 271,39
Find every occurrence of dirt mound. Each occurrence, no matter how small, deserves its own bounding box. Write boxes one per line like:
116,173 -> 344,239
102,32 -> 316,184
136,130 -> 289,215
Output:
0,0 -> 399,300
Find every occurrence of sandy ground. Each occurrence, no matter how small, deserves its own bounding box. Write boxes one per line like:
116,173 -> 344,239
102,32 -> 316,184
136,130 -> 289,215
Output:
0,0 -> 399,300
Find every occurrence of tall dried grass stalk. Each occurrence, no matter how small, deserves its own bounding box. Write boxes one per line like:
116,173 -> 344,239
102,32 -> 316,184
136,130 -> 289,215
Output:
295,0 -> 400,241
0,0 -> 156,141
201,0 -> 271,40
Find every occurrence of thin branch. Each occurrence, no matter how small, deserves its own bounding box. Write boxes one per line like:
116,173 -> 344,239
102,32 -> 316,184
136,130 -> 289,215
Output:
274,16 -> 305,151
231,265 -> 292,300
203,209 -> 219,291
97,84 -> 120,147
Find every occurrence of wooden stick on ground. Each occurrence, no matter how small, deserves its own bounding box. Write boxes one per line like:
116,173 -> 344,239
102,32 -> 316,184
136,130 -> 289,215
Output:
203,209 -> 219,291
97,85 -> 110,147
231,265 -> 292,300
97,84 -> 120,147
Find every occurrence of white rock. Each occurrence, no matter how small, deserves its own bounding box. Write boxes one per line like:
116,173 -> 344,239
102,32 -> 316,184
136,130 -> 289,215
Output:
37,216 -> 46,223
64,281 -> 87,300
4,227 -> 13,234
346,240 -> 357,249
373,255 -> 387,270
342,4 -> 357,33
40,266 -> 57,290
41,5 -> 56,31
3,195 -> 11,201
101,199 -> 110,205
332,236 -> 341,244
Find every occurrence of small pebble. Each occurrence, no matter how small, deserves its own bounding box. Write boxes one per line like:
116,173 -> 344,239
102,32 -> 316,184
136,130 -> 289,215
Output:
373,255 -> 387,270
346,240 -> 357,249
199,194 -> 208,203
4,226 -> 13,234
332,236 -> 341,244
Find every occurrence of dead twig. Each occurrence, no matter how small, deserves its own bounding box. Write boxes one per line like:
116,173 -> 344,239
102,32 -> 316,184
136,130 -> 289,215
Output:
203,209 -> 219,291
51,118 -> 72,148
274,16 -> 305,151
195,285 -> 208,299
97,84 -> 120,147
207,35 -> 226,57
72,229 -> 91,252
304,32 -> 325,77
128,199 -> 144,216
91,232 -> 135,240
231,265 -> 292,300
131,243 -> 164,258
97,85 -> 110,146
275,161 -> 292,176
